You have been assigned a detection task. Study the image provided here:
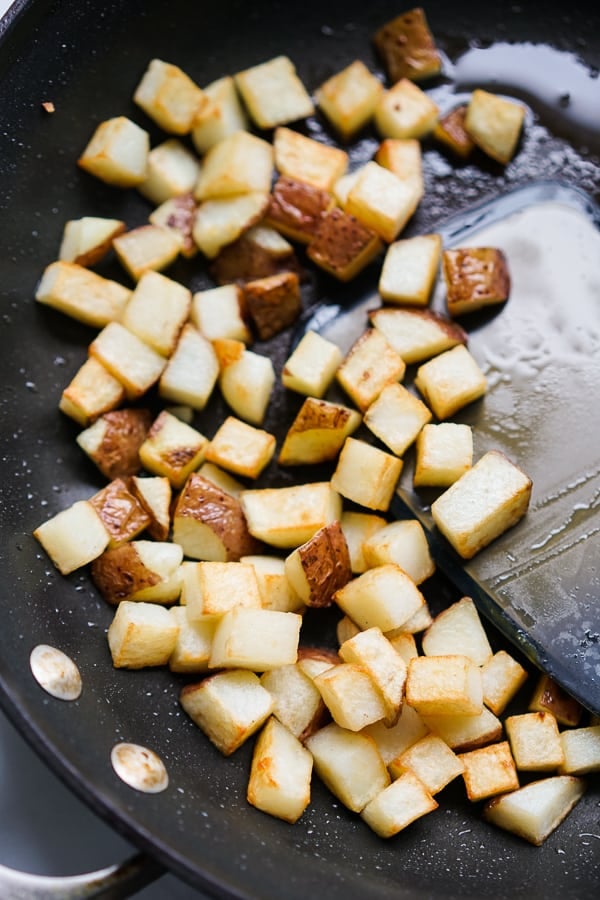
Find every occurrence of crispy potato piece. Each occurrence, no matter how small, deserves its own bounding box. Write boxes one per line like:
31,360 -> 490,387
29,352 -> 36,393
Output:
284,520 -> 352,608
414,344 -> 486,420
378,233 -> 442,305
363,382 -> 432,457
108,601 -> 179,669
281,330 -> 343,399
266,176 -> 335,245
481,650 -> 529,716
89,477 -> 151,548
191,75 -> 249,155
345,161 -> 422,243
390,733 -> 464,793
193,192 -> 270,260
362,519 -> 435,586
133,58 -> 207,134
465,89 -> 525,165
242,271 -> 302,341
89,322 -> 167,400
375,79 -> 438,140
58,216 -> 126,267
423,706 -> 503,752
331,437 -> 403,512
35,261 -> 131,329
33,500 -> 110,575
406,654 -> 483,718
483,776 -> 586,846
60,357 -> 126,428
340,511 -> 387,575
216,339 -> 275,426
195,131 -> 274,200
209,607 -> 303,671
414,422 -> 473,488
149,193 -> 198,258
369,306 -> 467,366
274,127 -> 348,191
278,397 -> 361,466
334,563 -> 425,633
315,60 -> 383,140
315,663 -> 388,731
76,408 -> 152,479
138,138 -> 200,206
159,323 -> 220,411
78,116 -> 149,187
373,8 -> 442,83
505,712 -> 565,772
337,328 -> 406,412
235,55 -> 314,129
443,247 -> 510,317
113,224 -> 182,281
421,597 -> 493,666
361,770 -> 438,838
210,224 -> 302,286
307,207 -> 383,281
128,475 -> 172,542
138,409 -> 209,489
242,555 -> 305,613
260,665 -> 328,741
558,726 -> 600,775
459,741 -> 520,801
92,540 -> 183,605
205,416 -> 276,479
182,560 -> 262,622
121,270 -> 191,358
528,674 -> 584,727
247,717 -> 313,823
168,606 -> 216,674
433,105 -> 475,159
241,482 -> 341,549
339,627 -> 407,726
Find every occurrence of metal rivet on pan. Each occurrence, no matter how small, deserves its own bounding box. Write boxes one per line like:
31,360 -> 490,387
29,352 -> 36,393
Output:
111,742 -> 169,794
29,644 -> 82,701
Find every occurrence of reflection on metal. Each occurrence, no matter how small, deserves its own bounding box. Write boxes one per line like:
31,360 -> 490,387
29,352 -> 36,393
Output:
111,743 -> 169,794
29,645 -> 82,701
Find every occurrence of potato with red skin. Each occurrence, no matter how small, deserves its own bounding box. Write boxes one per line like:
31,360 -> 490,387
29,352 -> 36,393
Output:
307,208 -> 383,281
443,247 -> 511,317
242,271 -> 302,341
285,521 -> 352,608
209,225 -> 302,285
91,540 -> 183,605
373,7 -> 442,83
266,176 -> 335,244
89,477 -> 151,547
76,408 -> 153,480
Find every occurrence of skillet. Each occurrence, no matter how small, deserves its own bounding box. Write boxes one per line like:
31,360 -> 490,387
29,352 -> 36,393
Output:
0,0 -> 599,896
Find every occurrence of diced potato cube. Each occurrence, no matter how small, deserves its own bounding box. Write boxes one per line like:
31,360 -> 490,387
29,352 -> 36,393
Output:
414,422 -> 473,488
121,270 -> 191,358
108,600 -> 179,669
337,328 -> 406,412
373,8 -> 442,83
138,138 -> 200,206
58,216 -> 126,267
180,669 -> 274,755
278,398 -> 361,466
138,409 -> 209,489
361,770 -> 438,838
235,55 -> 314,128
465,89 -> 525,165
35,261 -> 131,328
113,225 -> 182,281
149,193 -> 198,258
423,706 -> 503,752
193,192 -> 269,259
331,437 -> 403,512
481,650 -> 529,716
191,284 -> 251,344
191,75 -> 249,155
34,500 -> 110,575
296,647 -> 341,681
78,116 -> 149,187
216,340 -> 275,426
406,655 -> 483,717
266,176 -> 335,244
241,555 -> 304,613
247,717 -> 313,823
334,564 -> 426,633
483,776 -> 585,846
364,705 -> 429,766
285,521 -> 352,609
375,79 -> 438,140
384,630 -> 419,666
133,58 -> 207,134
379,234 -> 442,305
558,725 -> 600,775
375,138 -> 423,193
205,416 -> 275,479
59,357 -> 125,427
210,223 -> 301,286
363,519 -> 435,585
194,131 -> 274,200
241,482 -> 342,549
197,462 -> 244,498
128,475 -> 172,542
315,60 -> 383,140
414,344 -> 486,420
400,602 -> 434,634
431,449 -> 533,560
75,408 -> 152,480
89,478 -> 151,548
305,722 -> 390,812
331,166 -> 364,209
306,207 -> 383,281
273,126 -> 348,191
92,540 -> 183,605
340,511 -> 387,575
209,607 -> 302,670
528,674 -> 584,727
369,306 -> 467,366
159,323 -> 219,410
281,330 -> 343,399
260,665 -> 327,741
89,321 -> 167,400
390,733 -> 464,793
345,161 -> 421,243
443,247 -> 511,317
242,271 -> 302,341
433,105 -> 475,159
339,627 -> 407,726
364,382 -> 432,457
460,741 -> 521,803
421,597 -> 493,666
168,606 -> 216,674
182,560 -> 262,623
505,712 -> 565,772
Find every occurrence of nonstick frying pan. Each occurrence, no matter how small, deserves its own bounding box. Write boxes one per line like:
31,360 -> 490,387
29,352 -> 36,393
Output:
0,0 -> 599,897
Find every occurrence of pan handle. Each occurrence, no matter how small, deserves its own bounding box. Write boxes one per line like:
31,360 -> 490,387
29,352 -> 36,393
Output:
0,852 -> 164,899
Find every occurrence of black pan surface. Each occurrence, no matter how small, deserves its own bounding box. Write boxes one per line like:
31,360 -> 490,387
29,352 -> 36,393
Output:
0,1 -> 599,897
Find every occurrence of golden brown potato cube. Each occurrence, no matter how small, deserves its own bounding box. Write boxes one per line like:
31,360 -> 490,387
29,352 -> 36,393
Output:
35,261 -> 131,329
483,776 -> 586,846
361,769 -> 438,838
193,192 -> 270,260
108,601 -> 179,669
128,475 -> 172,542
138,138 -> 200,206
414,422 -> 473,488
194,131 -> 274,200
406,654 -> 483,717
528,674 -> 584,727
58,216 -> 126,267
278,397 -> 361,466
241,482 -> 342,549
459,741 -> 520,801
247,717 -> 313,823
78,116 -> 149,187
149,193 -> 198,259
113,225 -> 182,281
159,323 -> 220,411
345,161 -> 422,243
340,511 -> 387,575
315,661 -> 390,732
334,563 -> 426,633
138,409 -> 209,489
133,58 -> 207,134
210,224 -> 302,286
242,271 -> 302,341
205,416 -> 276,479
378,233 -> 442,305
89,322 -> 167,401
375,79 -> 438,140
191,75 -> 249,155
273,126 -> 348,191
241,555 -> 304,613
423,707 -> 503,753
433,105 -> 475,159
281,330 -> 343,399
59,357 -> 126,428
339,627 -> 407,726
481,650 -> 529,716
414,344 -> 486,420
180,669 -> 274,755
260,665 -> 327,741
369,306 -> 467,366
331,437 -> 403,512
121,270 -> 191,358
266,175 -> 335,245
89,477 -> 151,548
362,519 -> 435,586
235,55 -> 314,129
505,712 -> 565,772
373,8 -> 442,83
92,540 -> 183,606
465,89 -> 525,165
168,606 -> 216,674
375,138 -> 423,191
421,597 -> 493,666
443,247 -> 511,317
191,284 -> 250,343
364,705 -> 429,766
284,520 -> 352,609
182,560 -> 262,623
431,449 -> 533,560
307,207 -> 383,281
76,408 -> 152,480
390,733 -> 464,793
558,725 -> 600,775
315,60 -> 383,141
384,630 -> 419,666
33,500 -> 110,575
209,607 -> 302,670
364,382 -> 432,457
337,328 -> 406,412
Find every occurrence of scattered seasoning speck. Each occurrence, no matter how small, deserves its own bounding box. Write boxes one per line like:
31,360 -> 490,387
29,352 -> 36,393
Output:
111,742 -> 169,793
29,644 -> 82,700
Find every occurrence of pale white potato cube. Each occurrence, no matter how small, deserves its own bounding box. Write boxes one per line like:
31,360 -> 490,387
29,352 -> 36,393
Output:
421,597 -> 493,666
278,398 -> 361,467
414,422 -> 473,488
209,607 -> 302,670
339,627 -> 407,726
58,216 -> 125,266
379,234 -> 442,305
35,261 -> 131,328
194,131 -> 274,200
423,706 -> 503,752
314,662 -> 388,731
180,669 -> 274,755
235,55 -> 314,129
121,270 -> 191,357
459,741 -> 520,801
197,462 -> 244,497
345,161 -> 421,243
334,564 -> 426,633
332,166 -> 364,209
91,540 -> 183,605
364,705 -> 430,766
361,770 -> 437,838
390,733 -> 464,793
260,665 -> 326,740
59,357 -> 125,427
34,500 -> 110,575
159,323 -> 219,410
129,475 -> 172,542
505,712 -> 564,772
113,225 -> 182,281
483,776 -> 586,846
364,382 -> 432,457
193,191 -> 269,259
108,601 -> 179,669
375,79 -> 438,140
133,58 -> 207,134
205,416 -> 275,479
406,654 -> 483,717
340,511 -> 387,574
183,560 -> 262,623
273,126 -> 348,191
331,437 -> 403,512
139,410 -> 208,489
363,519 -> 435,586
281,330 -> 343,398
558,725 -> 600,775
240,482 -> 342,549
191,284 -> 250,343
481,650 -> 529,716
305,722 -> 390,812
315,60 -> 383,140
191,75 -> 249,154
400,602 -> 434,634
247,717 -> 313,823
369,306 -> 467,366
375,138 -> 423,188
465,89 -> 525,165
78,116 -> 149,187
336,328 -> 406,412
217,343 -> 275,426
414,344 -> 487,420
241,555 -> 305,613
384,630 -> 419,665
431,449 -> 533,560
138,138 -> 200,206
89,321 -> 167,400
168,606 -> 216,674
